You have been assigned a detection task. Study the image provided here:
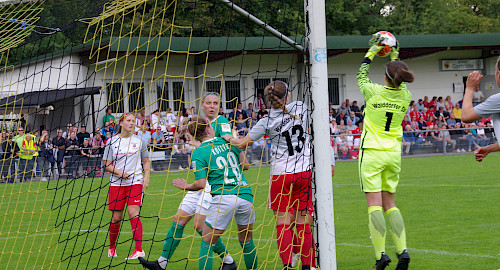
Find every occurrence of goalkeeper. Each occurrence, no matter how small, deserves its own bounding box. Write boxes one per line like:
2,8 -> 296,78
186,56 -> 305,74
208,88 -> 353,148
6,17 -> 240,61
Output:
357,34 -> 414,270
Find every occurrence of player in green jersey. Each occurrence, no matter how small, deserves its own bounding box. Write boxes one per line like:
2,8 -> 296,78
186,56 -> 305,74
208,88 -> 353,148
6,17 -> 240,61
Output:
171,116 -> 257,270
358,34 -> 415,270
139,93 -> 236,270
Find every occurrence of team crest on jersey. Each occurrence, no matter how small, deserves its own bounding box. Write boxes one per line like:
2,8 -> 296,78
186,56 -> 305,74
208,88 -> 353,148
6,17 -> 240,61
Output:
221,124 -> 231,133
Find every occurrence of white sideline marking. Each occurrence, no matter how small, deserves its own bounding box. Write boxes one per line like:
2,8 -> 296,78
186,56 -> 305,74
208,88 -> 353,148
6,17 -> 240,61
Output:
1,230 -> 499,260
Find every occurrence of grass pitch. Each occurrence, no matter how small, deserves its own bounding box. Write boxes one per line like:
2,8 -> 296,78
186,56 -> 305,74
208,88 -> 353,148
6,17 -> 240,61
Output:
1,153 -> 500,269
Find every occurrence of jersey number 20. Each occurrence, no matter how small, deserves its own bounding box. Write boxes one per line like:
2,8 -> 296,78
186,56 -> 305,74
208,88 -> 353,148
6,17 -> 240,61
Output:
216,152 -> 242,185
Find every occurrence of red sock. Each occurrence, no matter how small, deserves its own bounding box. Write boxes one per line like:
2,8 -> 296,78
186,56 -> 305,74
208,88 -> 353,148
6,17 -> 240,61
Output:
276,224 -> 293,264
292,229 -> 300,254
109,222 -> 120,249
296,223 -> 313,266
130,217 -> 143,251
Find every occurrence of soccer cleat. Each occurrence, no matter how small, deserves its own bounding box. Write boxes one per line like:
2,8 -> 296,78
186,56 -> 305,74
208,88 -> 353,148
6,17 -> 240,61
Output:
108,248 -> 117,257
375,252 -> 391,270
138,257 -> 165,270
291,253 -> 300,267
283,263 -> 295,270
126,250 -> 146,260
395,249 -> 410,270
220,261 -> 237,270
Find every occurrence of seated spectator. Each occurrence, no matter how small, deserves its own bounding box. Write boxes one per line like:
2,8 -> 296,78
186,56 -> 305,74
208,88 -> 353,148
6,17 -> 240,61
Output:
452,102 -> 462,122
472,86 -> 484,106
351,100 -> 362,118
101,122 -> 115,139
337,102 -> 350,115
436,97 -> 445,112
423,96 -> 430,108
137,125 -> 152,146
335,111 -> 347,125
166,108 -> 177,133
352,122 -> 362,148
434,106 -> 449,120
442,125 -> 456,152
429,96 -> 437,109
329,108 -> 335,123
417,99 -> 424,112
338,120 -> 347,134
401,115 -> 411,129
335,133 -> 349,160
464,124 -> 480,152
218,106 -> 225,116
453,123 -> 468,152
445,96 -> 454,111
475,123 -> 489,147
104,131 -> 112,144
257,104 -> 268,121
346,119 -> 357,131
410,116 -> 419,131
347,111 -> 360,126
402,125 -> 424,156
447,113 -> 458,127
428,127 -> 444,152
421,107 -> 430,121
484,121 -> 495,141
409,105 -> 420,121
436,115 -> 446,128
428,105 -> 437,115
235,113 -> 248,135
330,120 -> 339,135
426,115 -> 437,130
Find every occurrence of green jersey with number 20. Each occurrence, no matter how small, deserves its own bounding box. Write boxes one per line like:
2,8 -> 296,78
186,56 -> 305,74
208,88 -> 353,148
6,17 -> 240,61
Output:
357,61 -> 412,151
192,137 -> 253,203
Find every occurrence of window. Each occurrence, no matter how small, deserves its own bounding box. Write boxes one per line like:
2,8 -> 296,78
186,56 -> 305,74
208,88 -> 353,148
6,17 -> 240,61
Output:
128,82 -> 145,112
328,77 -> 340,106
156,82 -> 169,111
107,83 -> 124,113
172,82 -> 184,111
206,81 -> 222,94
224,80 -> 240,109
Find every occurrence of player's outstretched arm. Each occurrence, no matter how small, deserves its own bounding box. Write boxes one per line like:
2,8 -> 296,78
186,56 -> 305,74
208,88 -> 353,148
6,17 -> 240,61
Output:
462,71 -> 483,122
229,135 -> 254,149
474,143 -> 500,162
172,177 -> 206,191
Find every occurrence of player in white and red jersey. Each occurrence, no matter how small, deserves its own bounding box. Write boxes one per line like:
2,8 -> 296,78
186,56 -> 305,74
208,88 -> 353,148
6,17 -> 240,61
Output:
230,81 -> 314,270
103,113 -> 151,260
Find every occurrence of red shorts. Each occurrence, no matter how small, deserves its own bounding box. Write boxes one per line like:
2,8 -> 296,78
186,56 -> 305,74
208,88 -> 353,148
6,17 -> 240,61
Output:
269,170 -> 312,212
108,184 -> 144,211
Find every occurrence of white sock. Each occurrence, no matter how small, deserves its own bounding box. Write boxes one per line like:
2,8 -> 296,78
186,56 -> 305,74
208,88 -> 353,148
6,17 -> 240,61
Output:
223,254 -> 234,264
158,256 -> 168,269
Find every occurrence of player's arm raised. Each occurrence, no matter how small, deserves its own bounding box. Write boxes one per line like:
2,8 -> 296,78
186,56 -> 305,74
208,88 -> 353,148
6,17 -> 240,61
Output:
462,71 -> 483,122
172,177 -> 206,191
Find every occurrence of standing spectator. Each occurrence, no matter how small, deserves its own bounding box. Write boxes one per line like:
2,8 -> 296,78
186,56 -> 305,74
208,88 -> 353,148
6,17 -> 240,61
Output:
52,129 -> 66,177
255,92 -> 264,110
65,131 -> 80,178
347,111 -> 360,125
235,102 -> 247,120
80,138 -> 92,177
90,132 -> 106,176
416,99 -> 424,112
218,105 -> 225,116
13,126 -> 26,150
436,97 -> 445,112
472,86 -> 484,106
337,102 -> 350,115
150,109 -> 161,136
1,135 -> 19,183
77,125 -> 91,146
257,104 -> 268,121
103,108 -> 116,127
38,133 -> 54,181
135,110 -> 145,133
190,106 -> 197,116
18,134 -> 38,182
227,107 -> 237,122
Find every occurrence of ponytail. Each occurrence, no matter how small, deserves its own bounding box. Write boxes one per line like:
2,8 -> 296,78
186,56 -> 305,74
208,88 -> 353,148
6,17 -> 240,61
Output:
187,116 -> 210,142
264,81 -> 299,120
386,61 -> 415,88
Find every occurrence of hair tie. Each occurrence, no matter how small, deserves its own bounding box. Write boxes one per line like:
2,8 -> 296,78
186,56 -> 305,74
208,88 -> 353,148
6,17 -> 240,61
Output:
385,66 -> 393,81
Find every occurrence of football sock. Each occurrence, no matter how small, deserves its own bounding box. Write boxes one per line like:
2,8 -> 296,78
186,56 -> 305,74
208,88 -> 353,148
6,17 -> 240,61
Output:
296,223 -> 312,266
368,206 -> 386,260
199,239 -> 214,270
198,229 -> 233,264
109,222 -> 120,248
130,216 -> 143,251
292,229 -> 300,254
160,221 -> 185,260
385,207 -> 407,254
240,239 -> 258,269
276,224 -> 293,264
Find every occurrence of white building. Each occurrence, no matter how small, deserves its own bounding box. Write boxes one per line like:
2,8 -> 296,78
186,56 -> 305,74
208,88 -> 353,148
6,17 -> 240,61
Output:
0,33 -> 498,134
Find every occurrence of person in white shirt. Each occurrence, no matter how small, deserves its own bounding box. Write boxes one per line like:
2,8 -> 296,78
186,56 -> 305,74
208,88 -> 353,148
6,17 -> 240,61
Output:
472,86 -> 484,106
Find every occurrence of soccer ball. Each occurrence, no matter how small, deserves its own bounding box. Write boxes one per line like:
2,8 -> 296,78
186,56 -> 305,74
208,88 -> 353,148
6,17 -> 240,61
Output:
372,31 -> 397,57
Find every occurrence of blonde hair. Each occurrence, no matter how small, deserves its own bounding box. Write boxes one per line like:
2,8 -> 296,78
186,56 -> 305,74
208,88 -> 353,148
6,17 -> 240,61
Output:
263,80 -> 299,120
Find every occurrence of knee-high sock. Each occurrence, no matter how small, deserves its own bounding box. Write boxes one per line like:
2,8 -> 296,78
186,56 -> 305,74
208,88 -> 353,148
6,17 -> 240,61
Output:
199,240 -> 213,270
296,223 -> 313,266
276,224 -> 293,264
240,239 -> 258,270
160,222 -> 185,259
109,222 -> 120,248
130,216 -> 143,251
292,229 -> 300,254
386,207 -> 407,254
198,229 -> 232,262
368,206 -> 386,260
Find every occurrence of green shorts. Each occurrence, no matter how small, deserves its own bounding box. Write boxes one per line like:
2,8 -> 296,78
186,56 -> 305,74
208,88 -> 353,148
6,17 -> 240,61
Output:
358,148 -> 401,193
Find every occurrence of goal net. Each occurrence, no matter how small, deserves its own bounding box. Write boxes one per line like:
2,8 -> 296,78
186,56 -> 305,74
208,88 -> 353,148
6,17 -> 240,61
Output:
0,0 -> 332,269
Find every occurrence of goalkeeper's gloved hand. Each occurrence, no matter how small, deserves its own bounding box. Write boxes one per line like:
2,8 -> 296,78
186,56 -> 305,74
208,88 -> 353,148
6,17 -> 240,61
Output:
364,34 -> 384,60
390,41 -> 400,61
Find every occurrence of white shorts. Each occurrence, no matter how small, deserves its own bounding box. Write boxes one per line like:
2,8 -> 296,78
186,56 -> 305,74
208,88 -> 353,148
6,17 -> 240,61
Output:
178,190 -> 212,216
205,195 -> 255,230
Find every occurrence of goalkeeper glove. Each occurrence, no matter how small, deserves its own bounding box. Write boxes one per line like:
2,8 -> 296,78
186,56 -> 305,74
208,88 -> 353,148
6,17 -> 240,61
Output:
390,41 -> 400,61
364,34 -> 384,60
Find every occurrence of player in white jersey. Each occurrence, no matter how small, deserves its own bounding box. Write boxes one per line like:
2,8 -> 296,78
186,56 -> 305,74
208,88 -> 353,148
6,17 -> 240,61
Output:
139,92 -> 236,270
103,113 -> 151,260
462,56 -> 500,161
230,81 -> 314,270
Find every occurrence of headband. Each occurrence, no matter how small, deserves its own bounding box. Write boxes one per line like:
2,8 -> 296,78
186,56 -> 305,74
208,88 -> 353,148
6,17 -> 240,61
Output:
385,66 -> 393,81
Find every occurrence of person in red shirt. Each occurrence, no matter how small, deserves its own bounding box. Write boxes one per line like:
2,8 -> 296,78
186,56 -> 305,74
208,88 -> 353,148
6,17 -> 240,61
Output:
428,96 -> 437,109
423,96 -> 430,108
401,115 -> 411,130
408,106 -> 419,124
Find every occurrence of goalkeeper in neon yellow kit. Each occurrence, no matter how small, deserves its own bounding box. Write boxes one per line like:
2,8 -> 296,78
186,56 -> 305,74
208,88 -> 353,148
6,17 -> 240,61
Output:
357,34 -> 415,270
